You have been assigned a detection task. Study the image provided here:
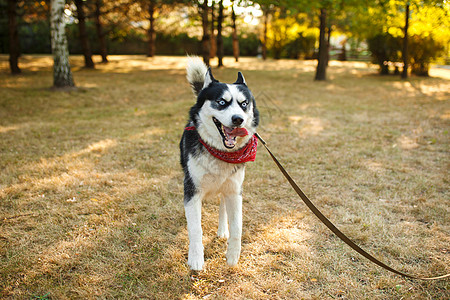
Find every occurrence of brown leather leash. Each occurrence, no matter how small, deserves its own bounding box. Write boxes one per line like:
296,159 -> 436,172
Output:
255,133 -> 449,280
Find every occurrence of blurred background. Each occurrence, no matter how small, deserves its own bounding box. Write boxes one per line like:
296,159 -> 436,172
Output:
1,0 -> 449,76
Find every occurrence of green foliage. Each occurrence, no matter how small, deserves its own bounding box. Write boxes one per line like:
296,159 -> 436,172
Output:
224,33 -> 260,57
285,31 -> 317,59
367,32 -> 445,76
0,15 -> 52,54
0,0 -> 9,53
409,35 -> 445,76
155,33 -> 199,55
367,33 -> 402,74
1,0 -> 448,66
21,21 -> 52,53
3,19 -> 200,56
265,10 -> 318,59
66,22 -> 102,55
33,292 -> 51,300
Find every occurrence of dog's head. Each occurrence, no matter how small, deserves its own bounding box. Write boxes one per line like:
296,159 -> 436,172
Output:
187,60 -> 259,151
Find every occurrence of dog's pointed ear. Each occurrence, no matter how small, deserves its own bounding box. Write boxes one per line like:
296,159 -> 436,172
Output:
202,67 -> 216,89
234,71 -> 246,85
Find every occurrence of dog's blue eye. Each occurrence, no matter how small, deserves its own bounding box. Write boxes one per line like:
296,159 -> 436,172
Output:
218,100 -> 226,106
241,102 -> 248,108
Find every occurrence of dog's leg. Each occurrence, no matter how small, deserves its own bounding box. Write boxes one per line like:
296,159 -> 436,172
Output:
225,192 -> 242,267
217,196 -> 229,239
185,194 -> 204,270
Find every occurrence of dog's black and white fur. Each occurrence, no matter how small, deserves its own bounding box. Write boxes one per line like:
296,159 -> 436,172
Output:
180,57 -> 259,270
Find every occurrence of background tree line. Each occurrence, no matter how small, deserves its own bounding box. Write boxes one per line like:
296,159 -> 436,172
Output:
1,0 -> 449,84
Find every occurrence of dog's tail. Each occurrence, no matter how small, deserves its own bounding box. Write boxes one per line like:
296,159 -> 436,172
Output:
186,56 -> 207,96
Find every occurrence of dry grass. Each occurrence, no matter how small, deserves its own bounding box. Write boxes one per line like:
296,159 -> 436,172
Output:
0,55 -> 449,299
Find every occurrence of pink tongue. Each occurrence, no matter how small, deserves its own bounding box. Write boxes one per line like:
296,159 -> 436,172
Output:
223,126 -> 248,137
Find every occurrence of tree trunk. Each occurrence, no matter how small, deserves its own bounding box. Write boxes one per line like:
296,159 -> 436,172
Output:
314,8 -> 327,81
401,3 -> 409,79
231,4 -> 239,62
380,61 -> 389,75
94,0 -> 108,63
326,23 -> 332,66
7,0 -> 21,74
147,0 -> 156,57
210,2 -> 216,58
217,0 -> 224,67
412,62 -> 429,77
75,0 -> 94,68
262,8 -> 268,60
338,39 -> 347,61
200,1 -> 210,66
50,0 -> 75,88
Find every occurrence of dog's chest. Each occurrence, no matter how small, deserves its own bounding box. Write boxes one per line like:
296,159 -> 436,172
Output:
188,153 -> 244,194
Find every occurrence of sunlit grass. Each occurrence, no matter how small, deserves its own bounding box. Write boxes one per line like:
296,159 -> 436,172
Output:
0,55 -> 449,299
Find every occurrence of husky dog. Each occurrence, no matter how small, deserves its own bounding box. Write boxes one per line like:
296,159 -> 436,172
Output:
180,58 -> 259,270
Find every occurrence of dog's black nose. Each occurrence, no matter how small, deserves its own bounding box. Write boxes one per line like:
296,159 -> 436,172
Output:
232,115 -> 244,126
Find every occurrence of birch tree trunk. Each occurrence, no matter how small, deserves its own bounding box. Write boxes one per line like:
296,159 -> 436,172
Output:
51,0 -> 75,88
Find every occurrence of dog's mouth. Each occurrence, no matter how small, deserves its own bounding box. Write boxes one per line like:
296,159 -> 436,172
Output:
213,117 -> 248,149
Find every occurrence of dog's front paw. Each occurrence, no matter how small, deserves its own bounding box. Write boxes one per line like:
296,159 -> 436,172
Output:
188,245 -> 204,271
217,226 -> 229,239
188,256 -> 204,271
226,242 -> 241,267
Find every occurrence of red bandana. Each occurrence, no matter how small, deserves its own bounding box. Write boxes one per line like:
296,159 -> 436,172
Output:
185,126 -> 257,164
